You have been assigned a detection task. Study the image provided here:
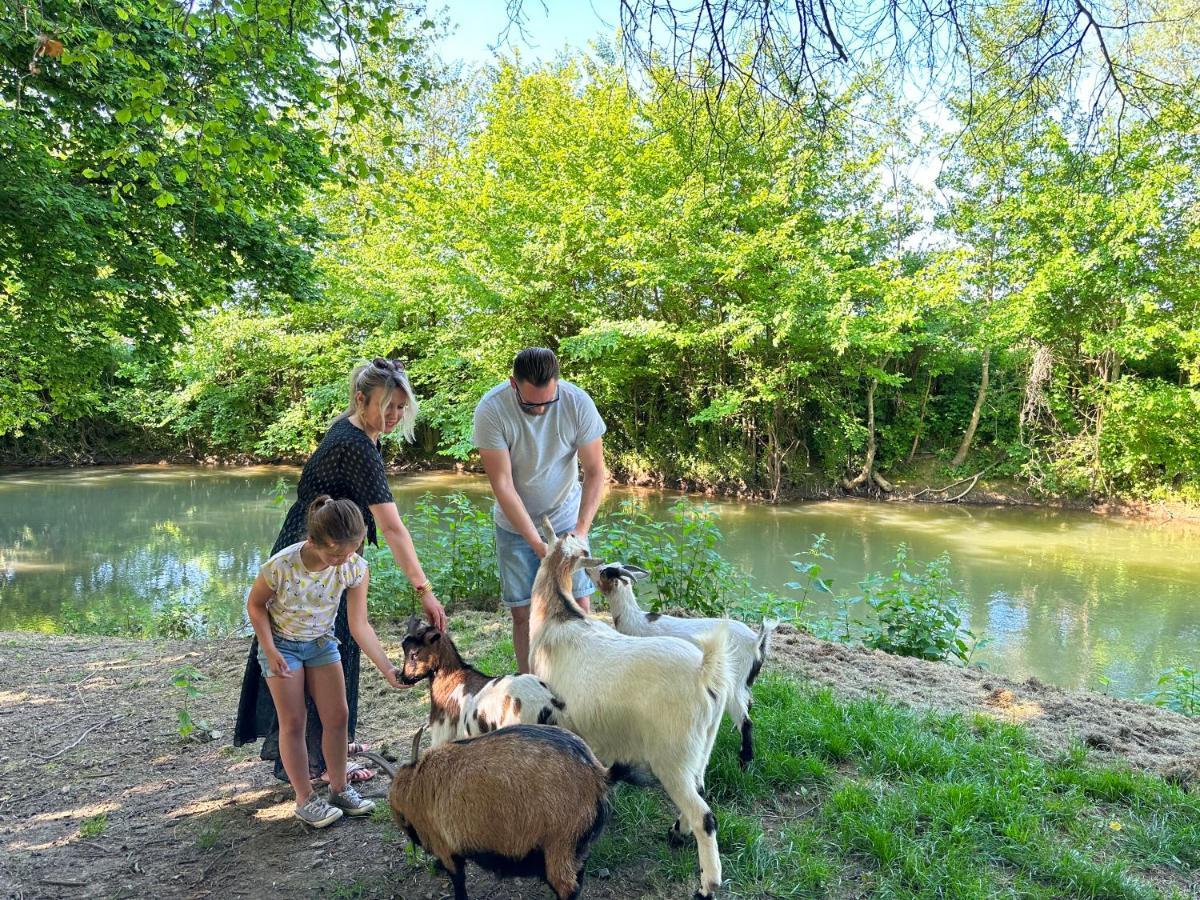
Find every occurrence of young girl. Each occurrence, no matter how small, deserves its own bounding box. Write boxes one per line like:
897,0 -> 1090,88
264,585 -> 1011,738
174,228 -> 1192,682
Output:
247,495 -> 403,827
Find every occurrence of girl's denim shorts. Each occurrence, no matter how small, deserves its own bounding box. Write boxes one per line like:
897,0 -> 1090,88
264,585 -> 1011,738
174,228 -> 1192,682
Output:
258,634 -> 340,677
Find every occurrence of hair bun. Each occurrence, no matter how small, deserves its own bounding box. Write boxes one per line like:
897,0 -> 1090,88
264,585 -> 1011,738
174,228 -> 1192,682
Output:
309,494 -> 332,512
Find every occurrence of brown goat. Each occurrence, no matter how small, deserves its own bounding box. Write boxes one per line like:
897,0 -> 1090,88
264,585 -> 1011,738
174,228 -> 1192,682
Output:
358,726 -> 633,900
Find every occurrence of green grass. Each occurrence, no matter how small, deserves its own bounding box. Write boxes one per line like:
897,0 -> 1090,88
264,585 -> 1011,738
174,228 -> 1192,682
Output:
196,820 -> 222,850
589,674 -> 1200,898
79,813 -> 107,839
372,617 -> 1200,899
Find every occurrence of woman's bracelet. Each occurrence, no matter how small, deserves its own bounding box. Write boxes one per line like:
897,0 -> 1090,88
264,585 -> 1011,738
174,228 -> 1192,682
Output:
413,580 -> 431,595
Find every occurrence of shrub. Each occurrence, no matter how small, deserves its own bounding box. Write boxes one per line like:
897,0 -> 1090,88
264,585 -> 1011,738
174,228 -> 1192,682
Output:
367,491 -> 500,620
591,498 -> 753,617
1143,665 -> 1199,717
855,545 -> 983,665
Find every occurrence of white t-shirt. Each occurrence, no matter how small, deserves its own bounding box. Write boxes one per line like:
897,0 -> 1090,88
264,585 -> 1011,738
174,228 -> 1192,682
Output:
471,379 -> 606,535
259,541 -> 368,640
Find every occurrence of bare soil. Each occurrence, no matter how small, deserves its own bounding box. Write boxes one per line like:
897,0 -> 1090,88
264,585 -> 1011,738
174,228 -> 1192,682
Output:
769,624 -> 1200,784
3,618 -> 1199,900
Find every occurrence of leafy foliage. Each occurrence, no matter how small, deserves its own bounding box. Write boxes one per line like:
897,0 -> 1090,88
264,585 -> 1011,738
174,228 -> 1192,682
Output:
1144,665 -> 1200,718
855,546 -> 983,665
170,663 -> 210,741
3,17 -> 1198,500
591,499 -> 755,617
0,0 -> 433,448
365,492 -> 500,621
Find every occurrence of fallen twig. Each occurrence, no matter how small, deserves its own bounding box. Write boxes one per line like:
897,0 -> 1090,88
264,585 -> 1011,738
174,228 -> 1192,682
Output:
942,471 -> 986,503
910,462 -> 999,500
44,712 -> 88,734
41,879 -> 87,887
35,714 -> 126,762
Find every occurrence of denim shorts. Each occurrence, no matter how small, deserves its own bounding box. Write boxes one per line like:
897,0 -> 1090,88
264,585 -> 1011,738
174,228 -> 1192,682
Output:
258,634 -> 341,678
496,526 -> 594,609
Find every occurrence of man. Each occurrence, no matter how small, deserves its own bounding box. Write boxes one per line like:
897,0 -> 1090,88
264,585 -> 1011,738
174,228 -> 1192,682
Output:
472,347 -> 607,673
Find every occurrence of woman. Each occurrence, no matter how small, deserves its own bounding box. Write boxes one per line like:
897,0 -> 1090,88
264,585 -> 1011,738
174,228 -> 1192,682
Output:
234,358 -> 448,784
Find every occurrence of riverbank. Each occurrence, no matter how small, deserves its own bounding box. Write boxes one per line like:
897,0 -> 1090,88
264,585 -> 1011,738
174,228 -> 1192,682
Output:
5,454 -> 1200,525
3,614 -> 1198,899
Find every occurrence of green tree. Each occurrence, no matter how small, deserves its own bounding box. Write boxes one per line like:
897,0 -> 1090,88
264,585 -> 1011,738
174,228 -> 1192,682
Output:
0,0 -> 431,445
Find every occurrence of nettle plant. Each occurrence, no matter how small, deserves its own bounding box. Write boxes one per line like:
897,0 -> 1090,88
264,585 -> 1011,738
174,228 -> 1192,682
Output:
170,664 -> 215,741
592,499 -> 752,618
855,545 -> 984,666
367,492 -> 500,619
1144,665 -> 1199,717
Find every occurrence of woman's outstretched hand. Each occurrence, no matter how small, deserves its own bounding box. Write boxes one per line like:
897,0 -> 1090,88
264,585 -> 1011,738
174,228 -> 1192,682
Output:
422,590 -> 448,632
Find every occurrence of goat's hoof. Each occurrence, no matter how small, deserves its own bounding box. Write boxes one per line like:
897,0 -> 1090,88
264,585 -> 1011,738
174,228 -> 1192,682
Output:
693,892 -> 714,900
667,826 -> 691,848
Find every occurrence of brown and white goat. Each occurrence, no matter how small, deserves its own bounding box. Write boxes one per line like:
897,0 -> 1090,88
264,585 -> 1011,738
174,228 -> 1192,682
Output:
358,725 -> 632,900
399,617 -> 565,745
529,519 -> 733,899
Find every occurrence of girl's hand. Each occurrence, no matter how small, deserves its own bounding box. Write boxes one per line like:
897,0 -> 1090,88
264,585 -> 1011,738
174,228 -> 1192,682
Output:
268,651 -> 293,679
383,664 -> 403,690
421,590 -> 448,632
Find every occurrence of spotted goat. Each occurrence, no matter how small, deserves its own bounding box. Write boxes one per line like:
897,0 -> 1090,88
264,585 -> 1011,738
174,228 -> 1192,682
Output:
357,725 -> 637,900
400,617 -> 566,745
587,562 -> 777,768
530,518 -> 733,900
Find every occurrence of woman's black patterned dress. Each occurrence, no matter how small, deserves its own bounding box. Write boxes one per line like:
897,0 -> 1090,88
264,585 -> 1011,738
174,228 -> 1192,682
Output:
233,417 -> 395,780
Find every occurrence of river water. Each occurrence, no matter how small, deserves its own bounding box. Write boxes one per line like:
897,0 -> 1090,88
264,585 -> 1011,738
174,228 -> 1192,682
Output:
1,466 -> 1196,699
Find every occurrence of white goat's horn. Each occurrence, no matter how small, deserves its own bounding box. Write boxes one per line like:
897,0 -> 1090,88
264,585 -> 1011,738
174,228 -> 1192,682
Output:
542,516 -> 557,544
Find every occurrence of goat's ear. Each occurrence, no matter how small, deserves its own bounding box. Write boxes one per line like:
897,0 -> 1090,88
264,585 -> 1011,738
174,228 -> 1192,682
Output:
410,726 -> 426,765
622,564 -> 650,582
541,516 -> 557,544
577,556 -> 603,571
422,628 -> 441,645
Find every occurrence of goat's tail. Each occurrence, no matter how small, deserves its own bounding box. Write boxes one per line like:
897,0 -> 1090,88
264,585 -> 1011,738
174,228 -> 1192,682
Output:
695,621 -> 732,704
747,618 -> 779,688
353,749 -> 398,780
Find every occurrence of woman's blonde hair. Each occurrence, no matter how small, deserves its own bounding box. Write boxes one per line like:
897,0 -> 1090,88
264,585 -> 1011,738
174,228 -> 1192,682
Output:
335,358 -> 419,443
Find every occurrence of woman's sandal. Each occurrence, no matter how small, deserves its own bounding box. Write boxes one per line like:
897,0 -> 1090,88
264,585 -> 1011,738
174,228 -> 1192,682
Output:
320,760 -> 376,784
318,742 -> 376,783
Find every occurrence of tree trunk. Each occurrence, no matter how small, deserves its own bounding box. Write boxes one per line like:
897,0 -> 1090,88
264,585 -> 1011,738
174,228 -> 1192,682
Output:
842,378 -> 894,494
906,372 -> 933,464
951,347 -> 990,468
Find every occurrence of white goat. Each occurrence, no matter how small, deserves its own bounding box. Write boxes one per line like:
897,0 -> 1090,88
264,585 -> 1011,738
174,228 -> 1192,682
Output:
588,562 -> 777,768
529,518 -> 733,900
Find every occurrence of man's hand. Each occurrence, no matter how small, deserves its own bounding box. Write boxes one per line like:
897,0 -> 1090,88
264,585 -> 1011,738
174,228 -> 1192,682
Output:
532,540 -> 550,560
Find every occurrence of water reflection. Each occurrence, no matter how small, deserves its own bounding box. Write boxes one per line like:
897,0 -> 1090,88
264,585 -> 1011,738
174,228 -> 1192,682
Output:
0,466 -> 1196,698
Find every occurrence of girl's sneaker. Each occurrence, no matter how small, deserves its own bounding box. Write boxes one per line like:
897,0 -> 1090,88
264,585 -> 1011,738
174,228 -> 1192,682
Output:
330,785 -> 375,817
295,793 -> 343,828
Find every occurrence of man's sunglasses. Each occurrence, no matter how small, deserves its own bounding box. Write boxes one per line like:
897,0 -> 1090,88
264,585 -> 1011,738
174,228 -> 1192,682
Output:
513,382 -> 559,409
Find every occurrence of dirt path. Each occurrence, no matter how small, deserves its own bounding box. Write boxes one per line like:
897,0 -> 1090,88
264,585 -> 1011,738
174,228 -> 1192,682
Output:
0,625 -> 647,900
2,621 -> 1198,900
